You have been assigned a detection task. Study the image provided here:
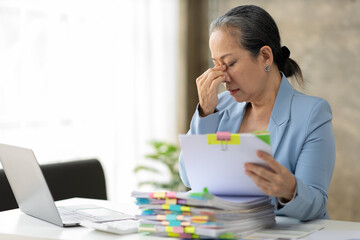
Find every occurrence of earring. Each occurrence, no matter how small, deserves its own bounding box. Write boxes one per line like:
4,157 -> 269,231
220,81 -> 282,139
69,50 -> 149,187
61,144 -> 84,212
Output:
264,65 -> 271,72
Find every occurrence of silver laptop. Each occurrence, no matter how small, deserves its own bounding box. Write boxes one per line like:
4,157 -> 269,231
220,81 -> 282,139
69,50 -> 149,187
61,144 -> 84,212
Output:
0,143 -> 135,227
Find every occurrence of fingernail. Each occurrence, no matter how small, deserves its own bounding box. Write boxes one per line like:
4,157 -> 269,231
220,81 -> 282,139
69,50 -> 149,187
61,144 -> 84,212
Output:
221,65 -> 226,70
257,151 -> 263,157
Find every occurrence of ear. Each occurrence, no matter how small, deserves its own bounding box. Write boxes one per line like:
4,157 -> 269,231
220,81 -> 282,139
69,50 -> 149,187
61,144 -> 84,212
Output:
259,46 -> 273,66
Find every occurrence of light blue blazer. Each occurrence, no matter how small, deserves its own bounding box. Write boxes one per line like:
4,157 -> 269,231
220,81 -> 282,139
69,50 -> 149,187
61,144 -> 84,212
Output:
179,74 -> 335,221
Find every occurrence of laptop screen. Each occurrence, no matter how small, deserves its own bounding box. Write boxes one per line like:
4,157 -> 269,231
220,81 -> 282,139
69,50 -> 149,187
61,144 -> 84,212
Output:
0,143 -> 63,226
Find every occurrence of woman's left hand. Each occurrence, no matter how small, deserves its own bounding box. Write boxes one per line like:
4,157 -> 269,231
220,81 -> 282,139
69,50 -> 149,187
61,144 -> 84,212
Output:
244,151 -> 296,201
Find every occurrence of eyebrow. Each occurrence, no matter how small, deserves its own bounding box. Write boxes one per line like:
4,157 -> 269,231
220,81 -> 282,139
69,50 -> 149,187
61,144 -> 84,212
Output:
211,53 -> 233,61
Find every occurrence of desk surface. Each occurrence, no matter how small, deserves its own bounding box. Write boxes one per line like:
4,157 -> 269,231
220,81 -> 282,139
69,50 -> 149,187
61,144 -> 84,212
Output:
0,198 -> 359,240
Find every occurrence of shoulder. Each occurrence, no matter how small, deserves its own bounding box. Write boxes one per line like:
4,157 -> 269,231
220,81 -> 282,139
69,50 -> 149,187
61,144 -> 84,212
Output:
292,91 -> 332,119
291,91 -> 333,133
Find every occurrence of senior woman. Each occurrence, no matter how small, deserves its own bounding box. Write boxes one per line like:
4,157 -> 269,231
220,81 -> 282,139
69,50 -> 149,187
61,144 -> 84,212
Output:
179,5 -> 335,221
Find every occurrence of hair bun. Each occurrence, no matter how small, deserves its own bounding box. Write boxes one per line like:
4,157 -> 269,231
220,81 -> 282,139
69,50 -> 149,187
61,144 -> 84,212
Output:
281,46 -> 290,59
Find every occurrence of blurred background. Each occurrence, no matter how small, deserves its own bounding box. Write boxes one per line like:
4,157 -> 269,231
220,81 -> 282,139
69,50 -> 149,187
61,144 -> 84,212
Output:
0,0 -> 359,221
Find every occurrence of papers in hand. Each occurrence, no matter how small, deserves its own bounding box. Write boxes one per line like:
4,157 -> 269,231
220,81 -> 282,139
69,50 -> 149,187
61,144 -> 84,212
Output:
179,131 -> 272,196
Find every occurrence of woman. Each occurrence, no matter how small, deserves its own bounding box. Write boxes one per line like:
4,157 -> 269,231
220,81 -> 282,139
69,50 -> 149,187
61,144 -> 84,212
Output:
179,5 -> 335,221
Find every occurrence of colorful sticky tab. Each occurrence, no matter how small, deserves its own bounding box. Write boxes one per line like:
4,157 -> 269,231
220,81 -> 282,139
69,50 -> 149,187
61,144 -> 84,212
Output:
216,131 -> 231,141
181,221 -> 191,227
207,133 -> 240,145
180,206 -> 191,212
169,204 -> 181,211
168,232 -> 179,238
153,192 -> 166,198
165,226 -> 182,234
192,215 -> 209,223
188,192 -> 206,199
188,188 -> 213,200
161,220 -> 169,226
156,215 -> 165,220
165,198 -> 177,205
136,198 -> 150,205
184,226 -> 196,234
218,232 -> 236,239
173,226 -> 184,233
253,130 -> 271,145
168,220 -> 181,227
165,214 -> 177,221
141,210 -> 154,215
166,192 -> 177,198
179,233 -> 193,239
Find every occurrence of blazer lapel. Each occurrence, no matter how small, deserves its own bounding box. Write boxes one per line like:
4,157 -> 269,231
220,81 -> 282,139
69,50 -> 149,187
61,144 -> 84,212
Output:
268,76 -> 294,157
218,102 -> 247,133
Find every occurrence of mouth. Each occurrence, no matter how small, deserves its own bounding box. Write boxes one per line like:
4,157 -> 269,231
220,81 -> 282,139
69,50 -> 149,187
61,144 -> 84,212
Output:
228,88 -> 240,95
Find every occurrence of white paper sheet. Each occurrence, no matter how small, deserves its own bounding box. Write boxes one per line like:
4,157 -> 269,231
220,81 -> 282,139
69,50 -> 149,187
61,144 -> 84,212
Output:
304,230 -> 360,240
245,223 -> 324,239
179,134 -> 272,196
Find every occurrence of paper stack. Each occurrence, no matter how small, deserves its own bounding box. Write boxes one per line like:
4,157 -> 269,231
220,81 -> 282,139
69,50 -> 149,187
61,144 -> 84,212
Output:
131,189 -> 275,239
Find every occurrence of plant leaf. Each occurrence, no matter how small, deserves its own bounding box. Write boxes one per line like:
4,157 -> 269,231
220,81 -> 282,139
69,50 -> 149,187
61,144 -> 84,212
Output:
134,166 -> 160,174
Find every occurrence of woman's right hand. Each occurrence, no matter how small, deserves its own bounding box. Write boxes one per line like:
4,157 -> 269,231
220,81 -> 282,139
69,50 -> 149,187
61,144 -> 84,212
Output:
196,65 -> 227,117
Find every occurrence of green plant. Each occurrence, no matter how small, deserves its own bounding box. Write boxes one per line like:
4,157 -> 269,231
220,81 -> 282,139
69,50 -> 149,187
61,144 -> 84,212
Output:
134,141 -> 187,191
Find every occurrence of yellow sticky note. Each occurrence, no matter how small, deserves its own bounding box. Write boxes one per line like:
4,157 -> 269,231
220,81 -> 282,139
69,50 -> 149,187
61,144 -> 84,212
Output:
207,134 -> 240,145
180,206 -> 190,212
168,232 -> 179,237
166,198 -> 177,205
154,192 -> 166,198
162,204 -> 170,210
184,226 -> 195,234
193,215 -> 208,220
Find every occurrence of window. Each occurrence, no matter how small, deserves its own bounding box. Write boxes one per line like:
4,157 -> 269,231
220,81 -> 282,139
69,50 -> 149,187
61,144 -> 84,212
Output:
0,0 -> 179,201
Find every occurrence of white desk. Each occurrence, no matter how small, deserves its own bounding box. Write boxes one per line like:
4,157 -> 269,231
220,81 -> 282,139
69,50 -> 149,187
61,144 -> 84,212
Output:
0,198 -> 359,240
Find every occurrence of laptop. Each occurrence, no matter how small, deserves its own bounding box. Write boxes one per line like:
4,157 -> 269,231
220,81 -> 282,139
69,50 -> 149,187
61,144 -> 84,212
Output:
0,143 -> 136,227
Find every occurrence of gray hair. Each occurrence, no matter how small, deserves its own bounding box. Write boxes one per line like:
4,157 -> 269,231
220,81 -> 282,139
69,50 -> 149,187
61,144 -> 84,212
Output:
210,5 -> 303,86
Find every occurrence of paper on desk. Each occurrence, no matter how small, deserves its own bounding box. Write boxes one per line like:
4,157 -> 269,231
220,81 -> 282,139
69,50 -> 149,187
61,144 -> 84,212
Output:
244,223 -> 324,239
179,133 -> 272,196
304,230 -> 360,240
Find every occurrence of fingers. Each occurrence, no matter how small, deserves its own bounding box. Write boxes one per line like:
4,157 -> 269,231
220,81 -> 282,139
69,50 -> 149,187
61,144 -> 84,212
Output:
245,166 -> 284,197
245,154 -> 297,199
196,65 -> 228,116
196,65 -> 227,88
245,163 -> 275,182
245,167 -> 270,186
257,151 -> 281,173
245,168 -> 272,195
209,75 -> 226,92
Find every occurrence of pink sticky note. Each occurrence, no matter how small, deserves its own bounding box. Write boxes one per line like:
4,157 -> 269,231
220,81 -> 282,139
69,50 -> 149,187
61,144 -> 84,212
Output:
216,131 -> 231,141
172,226 -> 184,233
166,192 -> 177,198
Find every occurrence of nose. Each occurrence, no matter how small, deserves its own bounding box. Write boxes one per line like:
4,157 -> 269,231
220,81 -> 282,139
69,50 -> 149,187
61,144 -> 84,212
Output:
223,73 -> 230,83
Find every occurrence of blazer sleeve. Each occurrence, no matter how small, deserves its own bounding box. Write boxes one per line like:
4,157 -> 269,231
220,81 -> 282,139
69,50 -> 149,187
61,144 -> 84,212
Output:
178,103 -> 221,188
275,99 -> 336,220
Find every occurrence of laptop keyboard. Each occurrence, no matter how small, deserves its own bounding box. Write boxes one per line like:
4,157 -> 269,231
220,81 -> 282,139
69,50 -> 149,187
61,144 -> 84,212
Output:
58,206 -> 135,224
59,207 -> 102,223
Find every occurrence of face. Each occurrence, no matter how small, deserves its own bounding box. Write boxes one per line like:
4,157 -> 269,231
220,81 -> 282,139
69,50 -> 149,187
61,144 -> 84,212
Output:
209,29 -> 269,103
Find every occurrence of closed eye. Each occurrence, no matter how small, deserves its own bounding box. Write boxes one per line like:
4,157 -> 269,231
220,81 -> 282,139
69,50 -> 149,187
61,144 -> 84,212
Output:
227,60 -> 237,67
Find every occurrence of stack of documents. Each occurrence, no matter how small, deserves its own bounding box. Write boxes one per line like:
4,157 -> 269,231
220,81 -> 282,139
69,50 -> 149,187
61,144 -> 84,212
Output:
131,188 -> 275,239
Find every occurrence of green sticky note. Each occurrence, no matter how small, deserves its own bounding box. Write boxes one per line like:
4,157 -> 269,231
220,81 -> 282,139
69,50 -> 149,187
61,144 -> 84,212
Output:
253,130 -> 271,146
